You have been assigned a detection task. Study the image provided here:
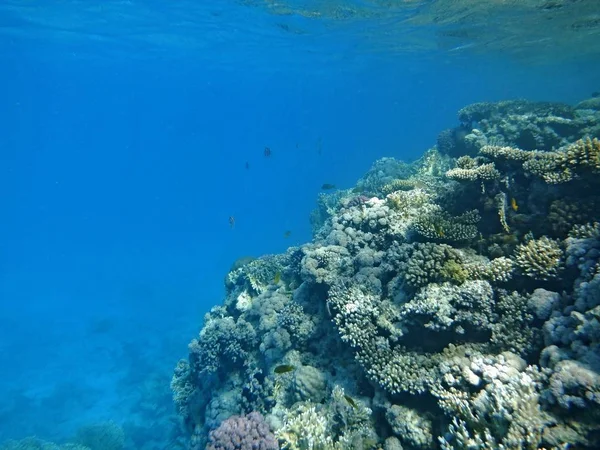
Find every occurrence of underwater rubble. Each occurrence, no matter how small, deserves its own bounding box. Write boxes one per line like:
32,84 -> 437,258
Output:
172,97 -> 600,450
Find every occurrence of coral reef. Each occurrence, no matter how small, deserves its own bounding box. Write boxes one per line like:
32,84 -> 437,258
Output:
73,422 -> 125,450
173,96 -> 600,449
0,439 -> 89,450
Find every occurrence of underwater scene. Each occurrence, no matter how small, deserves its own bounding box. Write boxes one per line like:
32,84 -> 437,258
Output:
1,1 -> 600,449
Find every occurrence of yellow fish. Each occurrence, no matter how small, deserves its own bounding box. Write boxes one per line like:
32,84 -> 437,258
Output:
283,230 -> 292,238
511,197 -> 518,212
274,364 -> 295,374
274,272 -> 281,284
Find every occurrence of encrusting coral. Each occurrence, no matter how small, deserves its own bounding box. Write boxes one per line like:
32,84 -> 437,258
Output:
171,97 -> 600,450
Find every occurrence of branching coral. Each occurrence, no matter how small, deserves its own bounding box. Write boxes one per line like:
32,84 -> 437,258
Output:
412,207 -> 480,242
446,162 -> 500,181
481,137 -> 600,184
514,236 -> 563,280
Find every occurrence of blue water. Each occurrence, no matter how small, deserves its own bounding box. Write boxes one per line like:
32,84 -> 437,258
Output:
1,0 -> 599,447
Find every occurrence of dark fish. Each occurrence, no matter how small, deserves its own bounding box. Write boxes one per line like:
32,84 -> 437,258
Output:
264,146 -> 272,157
592,91 -> 600,98
344,394 -> 357,408
274,364 -> 295,374
283,230 -> 292,238
229,216 -> 235,228
321,183 -> 336,190
245,161 -> 250,169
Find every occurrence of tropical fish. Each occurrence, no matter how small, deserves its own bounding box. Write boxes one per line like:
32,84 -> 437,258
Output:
321,183 -> 336,190
245,161 -> 250,169
273,272 -> 281,284
511,197 -> 519,212
274,364 -> 295,374
434,223 -> 445,238
283,230 -> 292,238
229,216 -> 235,228
344,394 -> 357,408
264,146 -> 272,157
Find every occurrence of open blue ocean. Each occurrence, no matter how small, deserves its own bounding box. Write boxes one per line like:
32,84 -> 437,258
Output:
1,1 -> 600,449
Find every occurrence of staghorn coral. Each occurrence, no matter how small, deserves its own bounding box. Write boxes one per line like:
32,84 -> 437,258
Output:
514,236 -> 563,281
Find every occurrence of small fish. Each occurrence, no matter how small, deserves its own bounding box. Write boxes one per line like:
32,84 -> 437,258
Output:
229,216 -> 235,228
434,223 -> 445,238
245,161 -> 250,169
283,230 -> 292,238
264,146 -> 272,157
321,183 -> 336,190
274,364 -> 295,374
273,272 -> 281,284
511,197 -> 519,212
344,394 -> 357,408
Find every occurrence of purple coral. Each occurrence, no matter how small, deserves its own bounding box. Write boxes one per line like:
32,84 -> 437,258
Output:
206,411 -> 279,450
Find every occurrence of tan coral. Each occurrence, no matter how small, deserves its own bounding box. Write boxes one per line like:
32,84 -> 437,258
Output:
446,163 -> 500,181
482,138 -> 600,184
514,236 -> 563,280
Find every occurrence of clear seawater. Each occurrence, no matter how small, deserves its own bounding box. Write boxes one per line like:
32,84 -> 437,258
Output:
0,0 -> 599,447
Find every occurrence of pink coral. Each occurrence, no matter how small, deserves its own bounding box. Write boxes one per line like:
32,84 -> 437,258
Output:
206,411 -> 279,450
